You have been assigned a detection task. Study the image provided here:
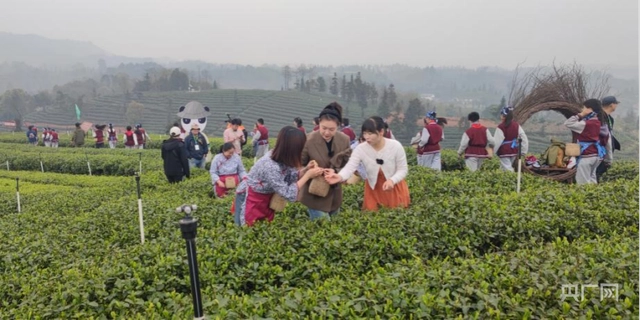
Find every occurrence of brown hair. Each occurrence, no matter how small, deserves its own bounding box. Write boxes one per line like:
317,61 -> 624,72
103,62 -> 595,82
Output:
271,126 -> 306,168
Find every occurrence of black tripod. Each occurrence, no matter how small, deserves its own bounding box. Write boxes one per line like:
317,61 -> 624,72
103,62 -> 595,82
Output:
176,204 -> 204,319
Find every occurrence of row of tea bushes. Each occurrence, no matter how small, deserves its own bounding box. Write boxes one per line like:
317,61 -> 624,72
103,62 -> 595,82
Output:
0,133 -> 258,157
0,168 -> 637,318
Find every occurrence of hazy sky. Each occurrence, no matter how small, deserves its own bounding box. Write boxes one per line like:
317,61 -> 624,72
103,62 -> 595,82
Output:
2,0 -> 638,68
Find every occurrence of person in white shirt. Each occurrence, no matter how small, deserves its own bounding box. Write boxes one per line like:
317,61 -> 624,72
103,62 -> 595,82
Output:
223,118 -> 246,156
493,106 -> 529,172
325,116 -> 410,212
457,112 -> 495,172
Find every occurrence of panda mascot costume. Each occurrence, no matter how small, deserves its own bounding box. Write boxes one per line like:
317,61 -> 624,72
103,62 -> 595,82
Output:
177,101 -> 212,163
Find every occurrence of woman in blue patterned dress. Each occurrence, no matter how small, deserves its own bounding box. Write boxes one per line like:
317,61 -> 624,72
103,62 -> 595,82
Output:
234,126 -> 324,226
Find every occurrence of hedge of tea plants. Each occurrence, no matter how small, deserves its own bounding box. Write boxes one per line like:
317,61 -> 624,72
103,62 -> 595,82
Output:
0,149 -> 637,319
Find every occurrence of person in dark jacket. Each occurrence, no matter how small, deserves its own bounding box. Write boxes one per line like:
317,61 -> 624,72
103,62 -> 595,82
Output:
161,127 -> 190,183
185,122 -> 209,169
596,96 -> 620,181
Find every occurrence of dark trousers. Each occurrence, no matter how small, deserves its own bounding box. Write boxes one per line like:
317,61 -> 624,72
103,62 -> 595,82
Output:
595,161 -> 609,182
95,142 -> 104,148
166,175 -> 184,183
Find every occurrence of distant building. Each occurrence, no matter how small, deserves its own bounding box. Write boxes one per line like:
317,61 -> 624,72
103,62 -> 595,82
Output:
420,94 -> 435,101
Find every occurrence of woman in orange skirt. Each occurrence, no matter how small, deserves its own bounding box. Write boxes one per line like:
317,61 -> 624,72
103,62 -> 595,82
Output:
325,116 -> 410,211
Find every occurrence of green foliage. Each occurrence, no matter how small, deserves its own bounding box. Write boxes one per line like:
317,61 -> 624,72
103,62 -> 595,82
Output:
0,155 -> 637,318
126,101 -> 145,126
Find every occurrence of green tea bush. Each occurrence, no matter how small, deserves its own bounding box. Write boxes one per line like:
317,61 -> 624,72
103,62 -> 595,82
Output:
0,142 -> 637,318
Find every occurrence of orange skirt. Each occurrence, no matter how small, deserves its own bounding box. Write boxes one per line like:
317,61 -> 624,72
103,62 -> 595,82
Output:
363,170 -> 410,211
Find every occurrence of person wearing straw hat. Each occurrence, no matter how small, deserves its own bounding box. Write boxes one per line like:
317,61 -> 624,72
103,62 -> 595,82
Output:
161,127 -> 190,183
416,111 -> 444,170
185,123 -> 209,169
493,106 -> 529,172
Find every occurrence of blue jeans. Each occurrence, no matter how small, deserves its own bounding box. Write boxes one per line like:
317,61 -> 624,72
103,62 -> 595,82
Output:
189,158 -> 205,169
234,192 -> 246,226
308,208 -> 340,221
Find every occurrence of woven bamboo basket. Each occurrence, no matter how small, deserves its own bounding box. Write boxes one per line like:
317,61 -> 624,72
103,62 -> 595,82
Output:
224,177 -> 237,189
269,193 -> 287,212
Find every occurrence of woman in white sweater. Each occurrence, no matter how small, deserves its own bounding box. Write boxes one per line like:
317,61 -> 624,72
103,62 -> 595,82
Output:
325,116 -> 410,211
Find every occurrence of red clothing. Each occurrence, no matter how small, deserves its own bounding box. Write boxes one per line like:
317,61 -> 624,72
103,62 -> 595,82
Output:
465,123 -> 489,157
297,126 -> 306,133
134,130 -> 144,145
341,126 -> 356,142
497,121 -> 520,157
108,129 -> 117,141
313,125 -> 319,132
257,124 -> 269,144
94,130 -> 104,144
418,122 -> 442,155
50,132 -> 59,142
215,174 -> 239,198
576,117 -> 601,157
124,131 -> 135,146
244,187 -> 276,226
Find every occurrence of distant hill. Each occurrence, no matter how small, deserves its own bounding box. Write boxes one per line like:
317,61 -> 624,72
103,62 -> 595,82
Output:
0,32 -> 108,67
22,89 -> 372,136
0,32 -> 154,68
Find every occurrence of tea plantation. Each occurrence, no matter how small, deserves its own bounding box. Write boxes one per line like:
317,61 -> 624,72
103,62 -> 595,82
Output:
0,136 -> 638,318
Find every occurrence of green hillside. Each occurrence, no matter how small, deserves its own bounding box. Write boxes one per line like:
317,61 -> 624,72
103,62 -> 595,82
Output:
23,90 -> 370,137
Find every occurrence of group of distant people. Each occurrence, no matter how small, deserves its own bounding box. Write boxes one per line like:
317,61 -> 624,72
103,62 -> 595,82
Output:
25,122 -> 152,149
26,125 -> 59,147
411,95 -> 619,185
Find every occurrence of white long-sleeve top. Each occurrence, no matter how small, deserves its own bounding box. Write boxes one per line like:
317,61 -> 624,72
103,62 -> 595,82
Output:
123,133 -> 138,145
338,138 -> 408,189
457,123 -> 495,155
493,126 -> 529,155
209,153 -> 247,184
418,124 -> 445,148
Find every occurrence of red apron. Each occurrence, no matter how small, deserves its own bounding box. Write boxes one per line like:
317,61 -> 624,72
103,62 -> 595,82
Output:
215,174 -> 239,198
244,187 -> 275,227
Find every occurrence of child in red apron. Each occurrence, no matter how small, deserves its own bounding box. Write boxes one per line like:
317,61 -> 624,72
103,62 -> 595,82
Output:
210,143 -> 247,198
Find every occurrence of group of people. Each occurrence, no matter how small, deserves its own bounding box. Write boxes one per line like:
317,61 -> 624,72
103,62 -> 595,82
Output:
26,122 -> 152,149
208,103 -> 410,226
113,124 -> 152,149
26,125 -> 60,147
564,96 -> 619,184
158,95 -> 622,226
160,102 -> 412,227
409,95 -> 620,186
